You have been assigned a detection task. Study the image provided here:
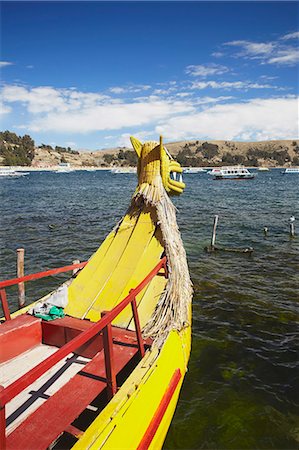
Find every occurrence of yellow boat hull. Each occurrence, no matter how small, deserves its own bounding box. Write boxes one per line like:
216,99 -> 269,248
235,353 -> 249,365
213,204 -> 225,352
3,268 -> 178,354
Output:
73,326 -> 191,449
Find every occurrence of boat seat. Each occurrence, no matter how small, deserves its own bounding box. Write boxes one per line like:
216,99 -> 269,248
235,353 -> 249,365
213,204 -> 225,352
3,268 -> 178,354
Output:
6,338 -> 140,450
0,315 -> 41,363
41,315 -> 151,358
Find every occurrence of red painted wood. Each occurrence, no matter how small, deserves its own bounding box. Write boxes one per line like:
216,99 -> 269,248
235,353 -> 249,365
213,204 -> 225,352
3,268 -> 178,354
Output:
7,342 -> 139,450
131,298 -> 145,358
0,262 -> 88,290
0,315 -> 42,364
0,290 -> 10,321
65,424 -> 84,438
0,257 -> 166,408
42,317 -> 103,359
0,387 -> 5,450
137,368 -> 182,450
102,317 -> 117,399
42,316 -> 148,354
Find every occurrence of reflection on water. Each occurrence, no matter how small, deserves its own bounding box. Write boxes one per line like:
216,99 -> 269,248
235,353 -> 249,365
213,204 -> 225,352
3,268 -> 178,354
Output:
1,169 -> 298,449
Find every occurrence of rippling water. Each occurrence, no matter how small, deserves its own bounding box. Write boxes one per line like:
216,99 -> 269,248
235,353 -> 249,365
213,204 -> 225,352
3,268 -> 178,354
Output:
1,169 -> 298,449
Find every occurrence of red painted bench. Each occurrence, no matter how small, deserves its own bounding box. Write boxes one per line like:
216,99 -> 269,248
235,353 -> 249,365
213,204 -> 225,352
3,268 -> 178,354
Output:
7,337 -> 139,450
42,315 -> 150,358
0,315 -> 41,363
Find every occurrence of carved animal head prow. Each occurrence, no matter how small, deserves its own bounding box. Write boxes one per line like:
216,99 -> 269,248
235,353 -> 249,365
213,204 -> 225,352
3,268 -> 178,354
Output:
130,136 -> 185,196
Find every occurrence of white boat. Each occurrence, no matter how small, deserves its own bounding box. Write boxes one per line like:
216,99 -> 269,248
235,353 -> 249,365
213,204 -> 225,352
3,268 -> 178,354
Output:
183,167 -> 207,173
282,167 -> 299,174
0,168 -> 29,177
54,163 -> 75,173
258,167 -> 270,172
54,168 -> 75,173
110,167 -> 137,174
208,166 -> 255,180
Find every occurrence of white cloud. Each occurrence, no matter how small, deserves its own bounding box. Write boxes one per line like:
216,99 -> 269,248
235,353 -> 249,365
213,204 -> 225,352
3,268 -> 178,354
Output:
186,63 -> 229,77
226,40 -> 275,56
65,141 -> 76,148
109,84 -> 151,94
224,35 -> 299,66
0,103 -> 12,115
191,80 -> 273,90
281,31 -> 299,40
195,96 -> 233,105
27,98 -> 194,133
116,131 -> 154,147
211,52 -> 224,58
2,85 -> 109,113
267,49 -> 299,65
109,87 -> 126,94
0,61 -> 13,67
155,97 -> 299,141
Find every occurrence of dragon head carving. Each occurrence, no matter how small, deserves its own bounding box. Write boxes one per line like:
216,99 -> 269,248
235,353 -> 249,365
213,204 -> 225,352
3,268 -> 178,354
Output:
130,136 -> 185,201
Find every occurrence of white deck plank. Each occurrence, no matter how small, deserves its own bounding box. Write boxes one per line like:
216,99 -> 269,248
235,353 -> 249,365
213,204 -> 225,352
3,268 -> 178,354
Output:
0,344 -> 90,434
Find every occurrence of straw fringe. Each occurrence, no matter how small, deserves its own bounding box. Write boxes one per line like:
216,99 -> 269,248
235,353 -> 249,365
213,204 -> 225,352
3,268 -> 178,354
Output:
133,178 -> 193,347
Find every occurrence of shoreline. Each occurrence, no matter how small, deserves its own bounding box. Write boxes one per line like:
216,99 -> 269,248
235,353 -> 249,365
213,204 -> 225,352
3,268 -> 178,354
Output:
0,165 -> 295,172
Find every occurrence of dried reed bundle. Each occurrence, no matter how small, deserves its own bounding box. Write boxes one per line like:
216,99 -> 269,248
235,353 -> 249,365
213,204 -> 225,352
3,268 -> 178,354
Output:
133,177 -> 193,347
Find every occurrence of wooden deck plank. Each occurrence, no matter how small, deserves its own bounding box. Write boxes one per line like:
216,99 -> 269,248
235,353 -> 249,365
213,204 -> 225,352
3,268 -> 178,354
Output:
7,342 -> 139,450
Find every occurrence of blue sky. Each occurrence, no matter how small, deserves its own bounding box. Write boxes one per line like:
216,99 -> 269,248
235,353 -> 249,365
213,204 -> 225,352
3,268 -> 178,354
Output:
1,1 -> 298,150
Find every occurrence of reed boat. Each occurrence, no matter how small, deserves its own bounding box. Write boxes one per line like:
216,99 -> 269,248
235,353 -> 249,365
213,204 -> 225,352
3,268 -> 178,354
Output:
0,136 -> 192,450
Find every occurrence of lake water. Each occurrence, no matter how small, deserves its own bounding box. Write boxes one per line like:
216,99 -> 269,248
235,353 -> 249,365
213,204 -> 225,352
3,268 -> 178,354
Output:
1,169 -> 298,449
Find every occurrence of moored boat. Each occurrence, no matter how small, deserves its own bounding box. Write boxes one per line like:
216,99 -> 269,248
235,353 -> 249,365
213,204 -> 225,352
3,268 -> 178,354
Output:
208,166 -> 255,180
183,167 -> 207,173
0,136 -> 192,450
0,168 -> 29,177
282,167 -> 299,174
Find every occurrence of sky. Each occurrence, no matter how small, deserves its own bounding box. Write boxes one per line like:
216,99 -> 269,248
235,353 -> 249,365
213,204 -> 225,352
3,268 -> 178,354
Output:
0,1 -> 298,150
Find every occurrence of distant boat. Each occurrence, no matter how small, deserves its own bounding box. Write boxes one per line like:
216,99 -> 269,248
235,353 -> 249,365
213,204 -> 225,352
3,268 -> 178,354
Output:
110,167 -> 136,174
0,168 -> 29,177
184,167 -> 207,173
258,167 -> 270,172
54,163 -> 75,173
282,167 -> 299,174
208,166 -> 255,180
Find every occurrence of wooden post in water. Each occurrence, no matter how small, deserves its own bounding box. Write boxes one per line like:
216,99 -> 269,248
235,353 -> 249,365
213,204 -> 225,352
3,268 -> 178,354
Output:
289,217 -> 295,238
211,215 -> 219,251
17,248 -> 25,308
72,259 -> 80,275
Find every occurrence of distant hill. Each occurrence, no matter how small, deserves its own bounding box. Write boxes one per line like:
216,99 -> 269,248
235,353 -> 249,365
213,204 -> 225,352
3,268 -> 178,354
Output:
1,130 -> 298,168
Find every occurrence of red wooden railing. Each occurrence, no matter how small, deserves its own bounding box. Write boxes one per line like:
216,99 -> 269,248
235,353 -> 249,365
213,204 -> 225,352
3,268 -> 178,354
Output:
0,261 -> 88,321
0,256 -> 168,449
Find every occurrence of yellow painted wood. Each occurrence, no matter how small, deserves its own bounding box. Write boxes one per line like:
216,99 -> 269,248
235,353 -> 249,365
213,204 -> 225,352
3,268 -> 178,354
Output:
66,210 -> 141,318
85,209 -> 159,322
111,228 -> 166,329
72,327 -> 191,450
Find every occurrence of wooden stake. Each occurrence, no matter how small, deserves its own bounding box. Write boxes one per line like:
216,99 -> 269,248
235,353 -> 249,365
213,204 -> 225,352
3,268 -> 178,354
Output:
289,217 -> 295,238
16,248 -> 25,308
211,215 -> 219,250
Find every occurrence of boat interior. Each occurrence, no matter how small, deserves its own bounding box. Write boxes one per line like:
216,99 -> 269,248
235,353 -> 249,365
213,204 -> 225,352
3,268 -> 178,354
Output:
0,309 -> 154,450
0,204 -> 170,449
